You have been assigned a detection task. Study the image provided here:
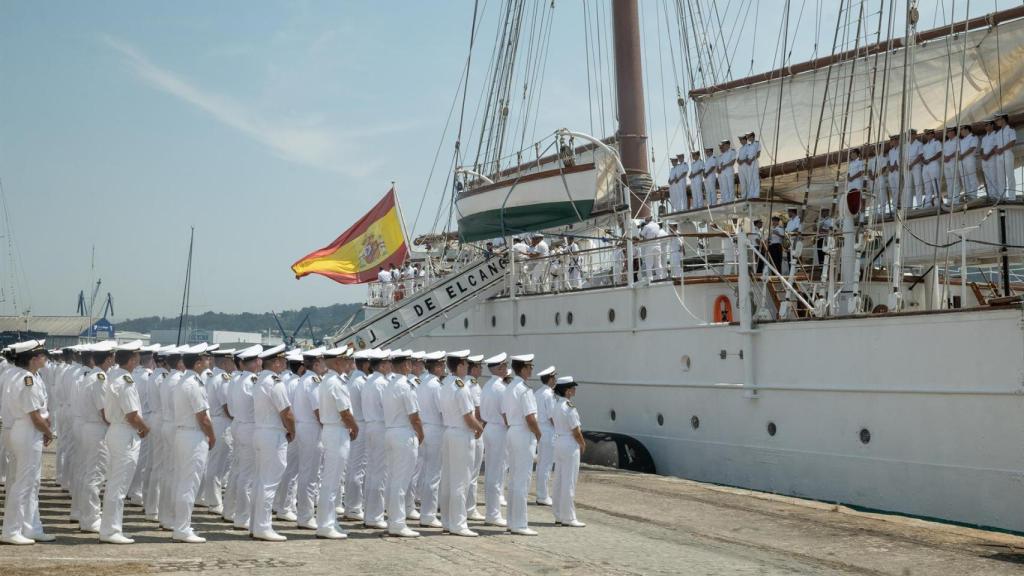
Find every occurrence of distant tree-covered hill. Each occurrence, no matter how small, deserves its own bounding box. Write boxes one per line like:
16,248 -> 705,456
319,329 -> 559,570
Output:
118,303 -> 363,341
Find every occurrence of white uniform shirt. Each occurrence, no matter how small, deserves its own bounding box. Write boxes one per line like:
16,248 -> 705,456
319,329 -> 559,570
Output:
173,370 -> 208,429
318,369 -> 351,425
415,374 -> 444,426
534,385 -> 556,428
998,125 -> 1018,152
552,397 -> 581,437
923,139 -> 942,168
292,372 -> 321,424
640,221 -> 660,240
346,369 -> 366,421
690,158 -> 704,182
3,367 -> 46,422
847,158 -> 865,191
383,374 -> 418,430
908,139 -> 923,168
959,134 -> 978,161
377,269 -> 392,283
530,240 -> 550,259
361,371 -> 387,424
206,369 -> 231,418
78,368 -> 107,424
718,148 -> 736,170
229,371 -> 257,424
887,146 -> 900,171
480,375 -> 506,425
132,366 -> 153,416
785,216 -> 801,236
103,371 -> 141,425
439,375 -> 474,430
982,131 -> 997,159
253,370 -> 290,431
148,368 -> 167,418
469,377 -> 482,408
159,370 -> 182,424
943,137 -> 959,164
501,376 -> 537,428
703,155 -> 718,181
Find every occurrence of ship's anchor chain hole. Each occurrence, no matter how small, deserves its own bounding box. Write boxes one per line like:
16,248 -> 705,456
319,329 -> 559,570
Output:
610,409 -> 617,421
767,422 -> 777,436
690,415 -> 700,429
657,413 -> 664,426
639,305 -> 647,320
859,428 -> 871,444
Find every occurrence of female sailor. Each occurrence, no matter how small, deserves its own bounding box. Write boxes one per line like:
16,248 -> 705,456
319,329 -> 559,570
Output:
551,376 -> 586,528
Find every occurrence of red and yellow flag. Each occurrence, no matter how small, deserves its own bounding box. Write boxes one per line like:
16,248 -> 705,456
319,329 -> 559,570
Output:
292,188 -> 408,284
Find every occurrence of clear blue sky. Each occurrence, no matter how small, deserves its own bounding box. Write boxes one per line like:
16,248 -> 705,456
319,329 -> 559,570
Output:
0,1 -> 991,320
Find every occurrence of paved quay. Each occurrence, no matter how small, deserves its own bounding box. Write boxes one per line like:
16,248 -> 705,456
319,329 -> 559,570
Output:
1,450 -> 1022,575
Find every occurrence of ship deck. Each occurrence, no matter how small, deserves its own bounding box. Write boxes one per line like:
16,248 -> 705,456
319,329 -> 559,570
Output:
5,449 -> 1022,575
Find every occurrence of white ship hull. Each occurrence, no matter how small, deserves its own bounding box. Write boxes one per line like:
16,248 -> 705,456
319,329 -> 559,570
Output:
405,281 -> 1024,532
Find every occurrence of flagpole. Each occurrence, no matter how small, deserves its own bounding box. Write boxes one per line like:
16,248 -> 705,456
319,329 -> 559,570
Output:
391,181 -> 413,257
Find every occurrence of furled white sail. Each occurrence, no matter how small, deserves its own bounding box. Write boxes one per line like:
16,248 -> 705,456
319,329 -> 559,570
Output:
693,14 -> 1024,168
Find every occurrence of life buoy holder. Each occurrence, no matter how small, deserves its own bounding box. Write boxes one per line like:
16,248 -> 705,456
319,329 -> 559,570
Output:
713,295 -> 734,323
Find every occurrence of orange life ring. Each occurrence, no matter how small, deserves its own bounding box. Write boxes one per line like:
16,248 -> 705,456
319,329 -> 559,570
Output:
713,295 -> 734,323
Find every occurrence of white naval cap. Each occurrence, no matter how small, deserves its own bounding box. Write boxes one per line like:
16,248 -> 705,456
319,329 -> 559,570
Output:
90,341 -> 117,353
531,232 -> 544,239
141,343 -> 162,353
117,340 -> 144,352
510,353 -> 535,363
352,349 -> 371,360
235,344 -> 264,360
156,344 -> 178,356
323,346 -> 348,358
411,351 -> 425,360
389,349 -> 412,360
555,376 -> 576,385
207,343 -> 221,352
446,349 -> 471,359
9,339 -> 45,355
302,346 -> 326,358
212,347 -> 237,357
184,343 -> 211,355
423,351 -> 445,361
258,344 -> 287,359
536,365 -> 556,378
285,349 -> 304,363
484,352 -> 507,365
467,354 -> 484,363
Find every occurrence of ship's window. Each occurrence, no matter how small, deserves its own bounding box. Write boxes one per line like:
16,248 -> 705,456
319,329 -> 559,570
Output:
767,422 -> 777,436
463,318 -> 469,329
567,311 -> 574,325
680,355 -> 691,371
441,322 -> 446,330
640,305 -> 648,320
859,428 -> 871,444
657,413 -> 664,426
690,415 -> 700,429
555,312 -> 561,326
491,315 -> 496,327
610,409 -> 616,421
608,308 -> 616,323
520,313 -> 526,327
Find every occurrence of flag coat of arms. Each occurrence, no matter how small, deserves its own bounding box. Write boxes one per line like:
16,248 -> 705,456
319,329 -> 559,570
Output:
292,188 -> 408,284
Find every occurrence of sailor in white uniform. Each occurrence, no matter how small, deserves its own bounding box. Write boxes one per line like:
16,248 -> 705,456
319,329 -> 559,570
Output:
292,347 -> 327,530
981,120 -> 1000,198
127,344 -> 158,506
273,351 -> 304,521
250,344 -> 295,542
958,125 -> 980,200
65,346 -> 91,523
551,376 -> 587,528
342,350 -> 370,521
480,353 -> 509,526
921,130 -> 942,207
703,147 -> 719,206
640,218 -> 664,281
227,344 -> 262,529
502,354 -> 542,535
886,135 -> 901,207
1,340 -> 56,546
99,341 -> 150,544
667,156 -> 681,212
415,351 -> 446,528
847,148 -> 865,198
906,130 -> 924,208
533,365 -> 557,506
689,151 -> 704,209
942,126 -> 961,205
996,113 -> 1017,199
746,132 -> 762,198
316,347 -> 358,539
157,345 -> 187,531
170,344 -> 216,543
736,134 -> 749,198
78,341 -> 116,533
197,348 -> 235,515
528,233 -> 551,293
143,346 -> 171,521
717,139 -> 737,203
377,266 -> 394,304
464,355 -> 486,521
438,350 -> 483,537
383,350 -> 424,537
360,349 -> 391,529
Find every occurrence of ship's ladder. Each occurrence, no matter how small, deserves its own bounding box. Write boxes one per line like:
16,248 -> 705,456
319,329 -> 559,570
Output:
331,255 -> 511,350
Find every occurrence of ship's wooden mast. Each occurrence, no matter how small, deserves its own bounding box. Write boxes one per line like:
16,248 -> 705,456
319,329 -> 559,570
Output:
612,0 -> 651,218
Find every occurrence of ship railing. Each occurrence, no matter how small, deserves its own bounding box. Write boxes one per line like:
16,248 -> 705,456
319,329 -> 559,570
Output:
366,272 -> 436,307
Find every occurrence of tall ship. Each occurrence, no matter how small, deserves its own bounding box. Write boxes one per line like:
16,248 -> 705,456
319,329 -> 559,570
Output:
332,1 -> 1024,533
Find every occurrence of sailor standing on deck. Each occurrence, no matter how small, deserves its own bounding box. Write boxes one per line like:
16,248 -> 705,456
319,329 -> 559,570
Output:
959,125 -> 980,200
78,341 -> 115,534
746,132 -> 762,198
439,350 -> 483,537
982,120 -> 1000,198
99,341 -> 149,544
668,157 -> 682,212
528,233 -> 550,293
227,344 -> 262,530
906,130 -> 924,208
717,140 -> 737,203
250,344 -> 295,542
533,365 -> 557,507
703,147 -> 718,206
1,340 -> 56,546
551,376 -> 587,528
921,130 -> 942,207
736,134 -> 749,198
316,347 -> 357,539
996,113 -> 1017,200
170,344 -> 216,543
847,148 -> 865,198
361,349 -> 391,529
675,154 -> 690,211
942,126 -> 961,205
689,151 -> 705,209
383,349 -> 424,537
480,353 -> 509,526
415,350 -> 446,528
640,218 -> 663,281
886,135 -> 901,207
342,350 -> 370,521
502,354 -> 542,535
293,347 -> 327,530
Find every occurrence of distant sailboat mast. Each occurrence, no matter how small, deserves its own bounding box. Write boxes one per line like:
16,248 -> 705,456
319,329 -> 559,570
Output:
176,226 -> 194,346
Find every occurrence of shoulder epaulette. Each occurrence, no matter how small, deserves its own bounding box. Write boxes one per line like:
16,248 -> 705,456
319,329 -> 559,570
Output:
455,378 -> 465,388
312,375 -> 322,383
221,373 -> 229,381
23,375 -> 33,387
567,401 -> 575,408
272,374 -> 281,382
97,372 -> 106,381
124,374 -> 135,385
250,375 -> 257,383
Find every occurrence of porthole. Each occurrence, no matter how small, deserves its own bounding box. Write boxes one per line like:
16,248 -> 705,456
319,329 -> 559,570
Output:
441,322 -> 446,330
657,413 -> 664,426
608,308 -> 616,323
463,318 -> 469,329
859,428 -> 871,444
520,313 -> 526,327
767,422 -> 777,436
680,355 -> 691,371
491,315 -> 496,327
690,415 -> 700,429
555,312 -> 561,326
610,409 -> 617,421
639,305 -> 648,320
567,311 -> 574,325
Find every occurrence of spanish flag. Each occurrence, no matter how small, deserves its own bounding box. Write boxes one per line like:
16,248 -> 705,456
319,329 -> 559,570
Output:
292,188 -> 408,284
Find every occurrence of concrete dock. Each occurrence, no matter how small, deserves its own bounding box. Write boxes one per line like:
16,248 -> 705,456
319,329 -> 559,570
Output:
1,450 -> 1022,575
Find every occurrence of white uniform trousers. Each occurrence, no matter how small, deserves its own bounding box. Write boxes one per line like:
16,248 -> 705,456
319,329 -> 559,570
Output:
910,165 -> 924,207
362,421 -> 387,524
0,426 -> 7,487
506,425 -> 537,531
887,172 -> 900,207
128,412 -> 153,503
273,432 -> 298,515
172,428 -> 208,538
342,420 -> 366,517
385,427 -> 418,533
221,420 -> 238,520
749,162 -> 761,198
960,160 -> 979,198
55,412 -> 70,488
294,421 -> 322,525
77,421 -> 109,531
875,175 -> 890,212
703,175 -> 717,205
251,428 -> 287,536
737,165 -> 748,198
942,162 -> 959,204
417,423 -> 444,522
1003,151 -> 1017,199
690,178 -> 703,209
718,167 -> 735,203
199,415 -> 231,511
229,422 -> 256,528
100,423 -> 140,538
535,424 -> 555,502
983,158 -> 999,199
552,435 -> 581,524
439,427 -> 473,533
143,420 -> 163,518
157,421 -> 178,528
923,164 -> 940,207
1,419 -> 43,540
466,434 -> 483,514
482,424 -> 508,522
316,424 -> 350,531
68,417 -> 84,520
